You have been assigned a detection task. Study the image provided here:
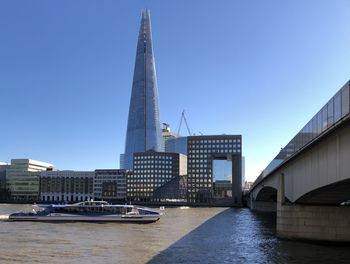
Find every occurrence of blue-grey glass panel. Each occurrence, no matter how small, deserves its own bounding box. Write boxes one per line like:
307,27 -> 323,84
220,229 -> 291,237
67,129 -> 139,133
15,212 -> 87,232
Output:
306,122 -> 311,143
341,84 -> 349,117
317,110 -> 322,134
322,105 -> 328,131
302,125 -> 307,148
327,98 -> 334,127
334,91 -> 341,122
312,116 -> 317,140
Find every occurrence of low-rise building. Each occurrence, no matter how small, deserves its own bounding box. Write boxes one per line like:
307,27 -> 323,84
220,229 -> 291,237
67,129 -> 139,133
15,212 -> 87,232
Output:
6,159 -> 54,202
40,171 -> 94,203
128,150 -> 187,202
94,169 -> 128,202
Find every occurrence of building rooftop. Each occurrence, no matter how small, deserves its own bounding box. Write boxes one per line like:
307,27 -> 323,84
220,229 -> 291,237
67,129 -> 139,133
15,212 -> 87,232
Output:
10,159 -> 54,168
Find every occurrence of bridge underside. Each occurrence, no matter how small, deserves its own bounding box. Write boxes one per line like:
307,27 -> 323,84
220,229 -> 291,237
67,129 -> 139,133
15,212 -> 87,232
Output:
250,187 -> 277,212
296,178 -> 350,205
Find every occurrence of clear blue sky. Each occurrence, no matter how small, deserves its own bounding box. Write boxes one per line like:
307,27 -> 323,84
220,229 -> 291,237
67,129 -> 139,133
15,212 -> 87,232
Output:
1,1 -> 350,181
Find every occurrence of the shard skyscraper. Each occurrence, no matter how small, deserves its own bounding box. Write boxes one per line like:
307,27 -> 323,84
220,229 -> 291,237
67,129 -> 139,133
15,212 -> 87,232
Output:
122,9 -> 163,170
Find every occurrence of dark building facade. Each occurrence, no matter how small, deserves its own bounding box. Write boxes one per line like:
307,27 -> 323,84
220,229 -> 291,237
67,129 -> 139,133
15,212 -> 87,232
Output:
0,164 -> 10,201
40,171 -> 94,203
153,175 -> 187,202
123,9 -> 163,170
94,169 -> 128,202
127,150 -> 187,202
187,135 -> 242,205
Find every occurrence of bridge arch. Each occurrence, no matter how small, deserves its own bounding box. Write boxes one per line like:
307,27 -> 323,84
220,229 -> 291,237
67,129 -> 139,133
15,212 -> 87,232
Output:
295,178 -> 350,205
255,186 -> 277,202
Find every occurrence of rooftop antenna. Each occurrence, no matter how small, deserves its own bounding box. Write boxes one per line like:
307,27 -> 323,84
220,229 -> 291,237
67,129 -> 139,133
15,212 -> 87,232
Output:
162,123 -> 170,131
177,110 -> 192,136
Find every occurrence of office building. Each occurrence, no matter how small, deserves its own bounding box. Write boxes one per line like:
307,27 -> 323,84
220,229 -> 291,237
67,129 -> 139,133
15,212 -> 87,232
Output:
165,137 -> 188,155
153,175 -> 187,202
187,135 -> 242,205
0,163 -> 10,200
122,9 -> 163,169
0,163 -> 9,188
6,159 -> 54,201
40,171 -> 94,203
127,150 -> 187,202
94,169 -> 128,202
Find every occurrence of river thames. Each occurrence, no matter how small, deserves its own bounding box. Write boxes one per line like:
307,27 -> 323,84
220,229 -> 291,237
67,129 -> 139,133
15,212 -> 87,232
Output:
0,204 -> 350,264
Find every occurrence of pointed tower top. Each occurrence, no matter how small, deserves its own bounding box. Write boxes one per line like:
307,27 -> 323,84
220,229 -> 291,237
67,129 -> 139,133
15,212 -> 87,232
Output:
141,8 -> 150,19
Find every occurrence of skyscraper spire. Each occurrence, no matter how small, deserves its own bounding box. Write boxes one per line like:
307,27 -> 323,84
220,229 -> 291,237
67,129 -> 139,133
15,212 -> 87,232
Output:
122,9 -> 163,170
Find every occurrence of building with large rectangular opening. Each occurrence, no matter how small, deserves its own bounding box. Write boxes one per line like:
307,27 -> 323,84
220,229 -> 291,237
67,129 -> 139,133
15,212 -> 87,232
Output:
187,135 -> 242,205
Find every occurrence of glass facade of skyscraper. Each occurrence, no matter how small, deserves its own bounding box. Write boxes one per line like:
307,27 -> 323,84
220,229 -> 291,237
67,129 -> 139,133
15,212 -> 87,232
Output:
123,9 -> 163,169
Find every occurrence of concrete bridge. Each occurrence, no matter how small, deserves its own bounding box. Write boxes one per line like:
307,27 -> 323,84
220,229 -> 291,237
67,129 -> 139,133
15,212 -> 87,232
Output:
249,81 -> 350,242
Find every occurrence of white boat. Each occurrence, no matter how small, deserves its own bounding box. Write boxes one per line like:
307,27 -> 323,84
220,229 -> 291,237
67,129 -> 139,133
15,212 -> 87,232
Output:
8,201 -> 161,223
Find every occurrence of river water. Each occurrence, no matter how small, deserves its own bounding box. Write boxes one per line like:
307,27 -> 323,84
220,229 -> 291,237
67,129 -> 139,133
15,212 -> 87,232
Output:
0,204 -> 350,264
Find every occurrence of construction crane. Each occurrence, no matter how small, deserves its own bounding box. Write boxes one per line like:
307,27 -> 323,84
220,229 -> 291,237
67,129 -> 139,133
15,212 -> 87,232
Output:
177,110 -> 192,136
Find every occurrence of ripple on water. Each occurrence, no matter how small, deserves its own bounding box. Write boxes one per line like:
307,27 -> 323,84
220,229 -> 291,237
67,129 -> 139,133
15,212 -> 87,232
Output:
1,205 -> 350,264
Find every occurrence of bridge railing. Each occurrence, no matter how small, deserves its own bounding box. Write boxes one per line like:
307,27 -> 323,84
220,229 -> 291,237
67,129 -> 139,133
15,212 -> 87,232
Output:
251,81 -> 350,190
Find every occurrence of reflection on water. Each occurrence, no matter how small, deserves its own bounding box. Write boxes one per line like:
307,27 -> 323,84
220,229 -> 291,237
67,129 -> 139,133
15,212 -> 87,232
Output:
0,205 -> 350,264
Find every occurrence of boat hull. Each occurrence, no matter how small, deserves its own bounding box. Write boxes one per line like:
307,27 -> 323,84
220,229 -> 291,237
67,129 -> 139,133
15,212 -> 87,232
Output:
8,214 -> 160,223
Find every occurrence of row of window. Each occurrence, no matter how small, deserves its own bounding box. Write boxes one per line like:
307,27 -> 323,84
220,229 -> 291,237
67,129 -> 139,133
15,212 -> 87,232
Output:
129,178 -> 170,182
188,174 -> 212,178
189,144 -> 240,149
135,155 -> 173,160
188,164 -> 208,168
134,160 -> 173,164
128,178 -> 171,183
134,170 -> 172,174
188,169 -> 208,173
134,165 -> 172,169
128,192 -> 153,197
188,179 -> 211,183
188,186 -> 211,192
189,148 -> 240,153
41,196 -> 94,202
189,139 -> 240,144
128,183 -> 163,188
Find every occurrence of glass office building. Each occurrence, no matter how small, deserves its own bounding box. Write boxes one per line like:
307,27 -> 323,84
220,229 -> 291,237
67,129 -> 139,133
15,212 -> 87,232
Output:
7,159 -> 54,201
123,9 -> 163,169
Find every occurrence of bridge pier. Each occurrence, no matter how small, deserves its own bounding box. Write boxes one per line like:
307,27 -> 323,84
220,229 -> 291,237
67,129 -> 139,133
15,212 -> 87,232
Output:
277,204 -> 350,242
276,173 -> 350,242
